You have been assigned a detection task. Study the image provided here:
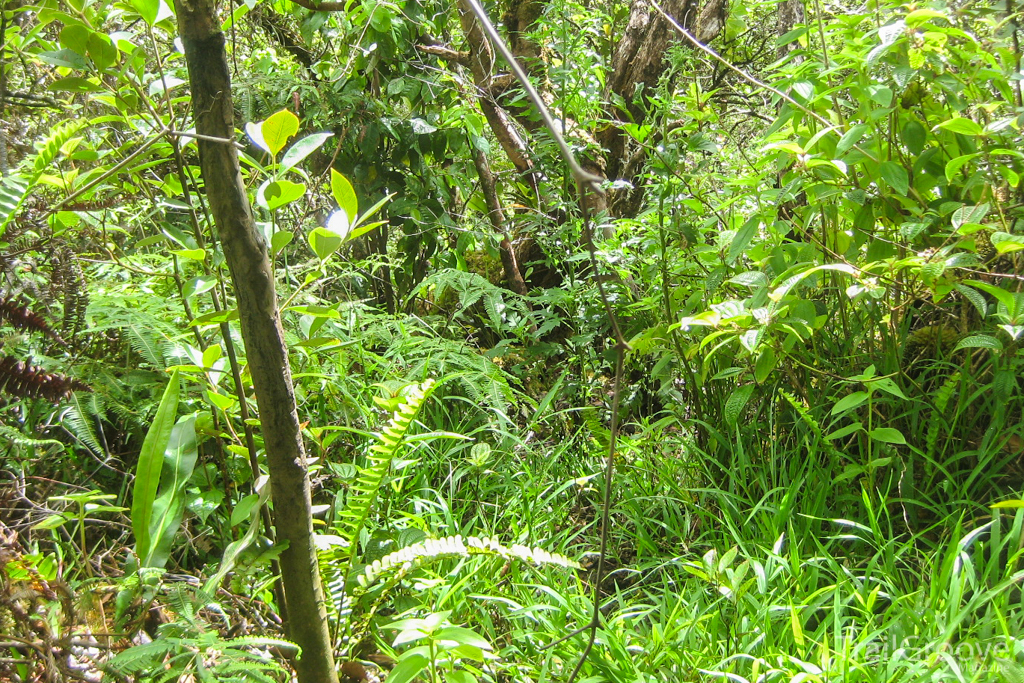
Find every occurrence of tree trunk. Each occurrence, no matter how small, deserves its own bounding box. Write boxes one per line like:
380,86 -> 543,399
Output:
777,0 -> 805,61
172,3 -> 339,683
599,0 -> 727,216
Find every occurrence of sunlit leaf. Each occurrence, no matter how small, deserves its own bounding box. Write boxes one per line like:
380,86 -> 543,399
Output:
261,109 -> 301,156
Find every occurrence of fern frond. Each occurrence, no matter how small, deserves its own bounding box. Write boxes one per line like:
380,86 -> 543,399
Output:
335,380 -> 436,550
61,391 -> 106,455
0,423 -> 66,454
32,121 -> 89,177
125,322 -> 168,368
781,389 -> 844,461
927,372 -> 961,459
356,534 -> 579,589
104,638 -> 178,674
0,173 -> 31,239
335,534 -> 578,657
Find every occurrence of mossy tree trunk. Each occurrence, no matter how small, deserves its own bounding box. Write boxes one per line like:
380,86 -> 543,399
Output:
172,2 -> 339,682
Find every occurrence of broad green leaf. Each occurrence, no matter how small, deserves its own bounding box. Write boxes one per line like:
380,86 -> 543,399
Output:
434,627 -> 493,651
346,220 -> 385,243
724,384 -> 755,427
831,390 -> 869,415
261,109 -> 300,156
836,124 -> 869,155
945,153 -> 980,182
309,227 -> 342,260
992,231 -> 1024,254
33,514 -> 70,530
264,179 -> 306,210
901,121 -> 926,155
967,279 -> 1016,311
868,427 -> 907,444
331,169 -> 358,224
183,275 -> 217,299
952,203 -> 989,230
754,348 -> 777,384
231,493 -> 261,527
351,192 -> 394,229
936,117 -> 983,136
992,500 -> 1024,509
145,415 -> 198,568
49,76 -> 103,92
169,248 -> 205,260
730,271 -> 768,288
130,0 -> 160,25
770,264 -> 858,302
271,230 -> 294,255
86,32 -> 117,69
409,117 -> 437,134
281,132 -> 333,172
826,421 -> 863,441
870,377 -> 908,399
148,75 -> 185,97
879,161 -> 909,195
445,671 -> 478,683
727,217 -> 758,265
955,283 -> 988,317
906,7 -> 947,27
59,24 -> 90,54
384,653 -> 428,683
189,308 -> 239,326
132,370 -> 180,566
288,305 -> 341,317
953,334 -> 1002,352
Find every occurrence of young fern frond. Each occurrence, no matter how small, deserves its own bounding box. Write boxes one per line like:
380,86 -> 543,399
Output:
927,372 -> 961,460
335,379 -> 436,561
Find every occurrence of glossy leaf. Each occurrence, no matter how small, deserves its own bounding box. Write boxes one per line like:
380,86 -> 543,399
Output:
132,370 -> 180,567
331,169 -> 358,224
261,109 -> 300,156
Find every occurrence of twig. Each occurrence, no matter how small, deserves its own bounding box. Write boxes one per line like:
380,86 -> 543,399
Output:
462,4 -> 629,682
649,0 -> 878,163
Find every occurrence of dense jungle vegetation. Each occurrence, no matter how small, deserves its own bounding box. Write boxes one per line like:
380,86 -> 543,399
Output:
1,0 -> 1024,680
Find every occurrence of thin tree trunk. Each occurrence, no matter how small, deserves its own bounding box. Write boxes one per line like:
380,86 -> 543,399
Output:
470,142 -> 529,296
171,3 -> 339,682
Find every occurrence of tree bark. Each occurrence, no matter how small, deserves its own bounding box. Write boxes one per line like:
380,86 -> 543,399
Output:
172,3 -> 339,683
777,0 -> 805,61
456,0 -> 540,201
470,141 -> 529,296
598,0 -> 726,216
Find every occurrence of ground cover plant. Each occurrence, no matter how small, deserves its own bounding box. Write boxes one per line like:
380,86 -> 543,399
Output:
1,0 -> 1023,680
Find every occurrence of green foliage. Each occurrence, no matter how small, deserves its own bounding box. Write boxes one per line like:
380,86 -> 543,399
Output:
3,0 -> 1024,681
105,585 -> 293,683
335,379 -> 436,558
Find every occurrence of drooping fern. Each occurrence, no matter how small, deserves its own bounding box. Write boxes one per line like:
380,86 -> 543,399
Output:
32,121 -> 89,178
0,173 -> 30,239
62,391 -> 106,455
104,583 -> 293,682
780,389 -> 845,461
332,534 -> 579,658
0,422 -> 66,455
